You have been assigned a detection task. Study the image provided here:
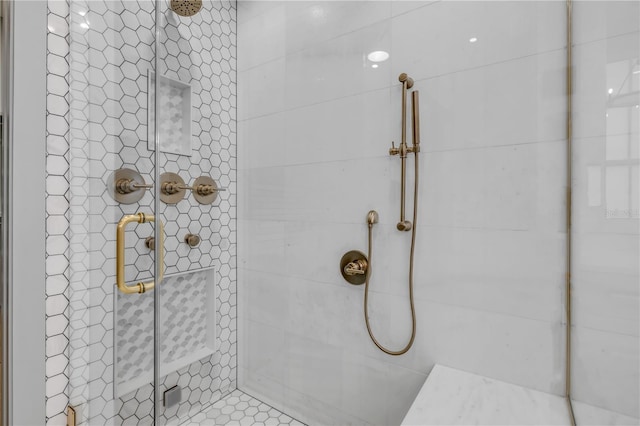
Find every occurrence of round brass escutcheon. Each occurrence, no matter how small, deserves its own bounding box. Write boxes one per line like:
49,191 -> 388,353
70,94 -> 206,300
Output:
340,250 -> 369,285
192,176 -> 219,205
160,172 -> 187,204
107,168 -> 150,204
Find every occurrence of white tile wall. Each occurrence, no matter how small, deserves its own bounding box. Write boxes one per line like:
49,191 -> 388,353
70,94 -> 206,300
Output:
238,1 -> 569,424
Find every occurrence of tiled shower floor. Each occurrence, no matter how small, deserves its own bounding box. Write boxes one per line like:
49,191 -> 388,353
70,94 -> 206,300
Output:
181,390 -> 306,426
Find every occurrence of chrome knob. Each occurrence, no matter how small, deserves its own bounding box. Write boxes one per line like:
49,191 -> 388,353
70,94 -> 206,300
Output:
184,233 -> 200,247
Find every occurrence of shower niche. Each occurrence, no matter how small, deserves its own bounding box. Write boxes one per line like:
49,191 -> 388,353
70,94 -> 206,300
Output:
148,71 -> 193,156
114,267 -> 216,397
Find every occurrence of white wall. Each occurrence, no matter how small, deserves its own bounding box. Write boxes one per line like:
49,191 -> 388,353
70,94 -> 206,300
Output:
6,1 -> 47,424
572,1 -> 640,421
238,1 -> 568,424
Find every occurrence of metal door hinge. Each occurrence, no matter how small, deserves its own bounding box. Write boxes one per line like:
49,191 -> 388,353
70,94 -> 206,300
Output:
67,405 -> 77,426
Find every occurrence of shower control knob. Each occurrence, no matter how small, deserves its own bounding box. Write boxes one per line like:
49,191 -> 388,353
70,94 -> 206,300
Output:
145,236 -> 155,250
184,233 -> 200,247
389,141 -> 400,156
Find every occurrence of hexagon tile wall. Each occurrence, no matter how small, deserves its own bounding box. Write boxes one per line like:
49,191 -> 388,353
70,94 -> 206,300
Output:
44,0 -> 237,424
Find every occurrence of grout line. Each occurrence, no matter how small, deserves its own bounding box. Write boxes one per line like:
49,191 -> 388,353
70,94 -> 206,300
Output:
237,137 -> 568,171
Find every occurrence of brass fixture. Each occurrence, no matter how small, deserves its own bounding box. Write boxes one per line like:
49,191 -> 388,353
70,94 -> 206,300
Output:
389,73 -> 418,232
184,233 -> 200,247
170,0 -> 202,17
340,250 -> 369,285
357,73 -> 420,356
108,168 -> 153,204
191,176 -> 223,205
66,405 -> 76,426
159,172 -> 187,204
116,213 -> 164,294
145,236 -> 155,250
160,173 -> 225,204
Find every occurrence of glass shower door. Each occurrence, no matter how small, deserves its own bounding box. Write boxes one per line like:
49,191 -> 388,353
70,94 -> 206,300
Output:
153,1 -> 235,423
64,0 -> 233,422
65,0 -> 160,423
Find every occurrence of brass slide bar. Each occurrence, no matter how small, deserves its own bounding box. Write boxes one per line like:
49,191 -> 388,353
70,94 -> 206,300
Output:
116,212 -> 164,294
412,91 -> 420,150
390,73 -> 416,232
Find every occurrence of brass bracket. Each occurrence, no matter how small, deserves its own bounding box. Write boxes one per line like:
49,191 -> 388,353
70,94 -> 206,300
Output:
116,213 -> 164,294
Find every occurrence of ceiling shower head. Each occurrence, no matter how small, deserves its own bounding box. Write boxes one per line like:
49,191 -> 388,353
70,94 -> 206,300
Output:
170,0 -> 202,17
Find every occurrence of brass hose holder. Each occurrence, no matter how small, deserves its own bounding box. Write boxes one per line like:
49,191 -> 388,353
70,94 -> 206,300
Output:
116,213 -> 164,294
340,250 -> 369,285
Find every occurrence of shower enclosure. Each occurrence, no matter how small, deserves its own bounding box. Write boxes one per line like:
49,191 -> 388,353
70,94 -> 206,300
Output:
28,0 -> 638,425
49,0 -> 236,423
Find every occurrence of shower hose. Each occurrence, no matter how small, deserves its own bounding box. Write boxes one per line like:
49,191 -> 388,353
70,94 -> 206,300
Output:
363,151 -> 419,356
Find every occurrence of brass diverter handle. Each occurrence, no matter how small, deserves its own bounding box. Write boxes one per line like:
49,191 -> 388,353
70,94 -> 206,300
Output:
116,213 -> 164,294
344,259 -> 367,275
340,250 -> 369,285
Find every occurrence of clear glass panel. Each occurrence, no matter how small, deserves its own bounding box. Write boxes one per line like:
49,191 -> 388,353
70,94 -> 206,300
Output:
155,1 -> 236,424
572,1 -> 640,423
67,0 -> 158,423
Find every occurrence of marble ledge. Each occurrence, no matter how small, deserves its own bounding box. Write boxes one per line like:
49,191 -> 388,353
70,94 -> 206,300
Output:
402,365 -> 571,426
402,365 -> 640,426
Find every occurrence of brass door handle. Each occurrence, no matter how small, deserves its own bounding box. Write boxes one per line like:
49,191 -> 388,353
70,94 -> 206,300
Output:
116,213 -> 164,294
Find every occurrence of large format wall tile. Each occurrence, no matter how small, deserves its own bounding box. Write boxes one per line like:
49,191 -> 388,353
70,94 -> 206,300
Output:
238,1 -> 570,424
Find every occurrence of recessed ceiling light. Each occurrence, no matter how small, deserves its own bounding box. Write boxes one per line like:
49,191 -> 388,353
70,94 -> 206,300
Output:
469,37 -> 478,43
372,64 -> 379,69
367,51 -> 389,63
608,88 -> 614,94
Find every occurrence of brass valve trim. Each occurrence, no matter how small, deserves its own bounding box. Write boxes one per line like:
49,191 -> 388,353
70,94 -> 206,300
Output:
192,176 -> 219,205
339,250 -> 369,285
108,168 -> 152,204
159,172 -> 187,204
